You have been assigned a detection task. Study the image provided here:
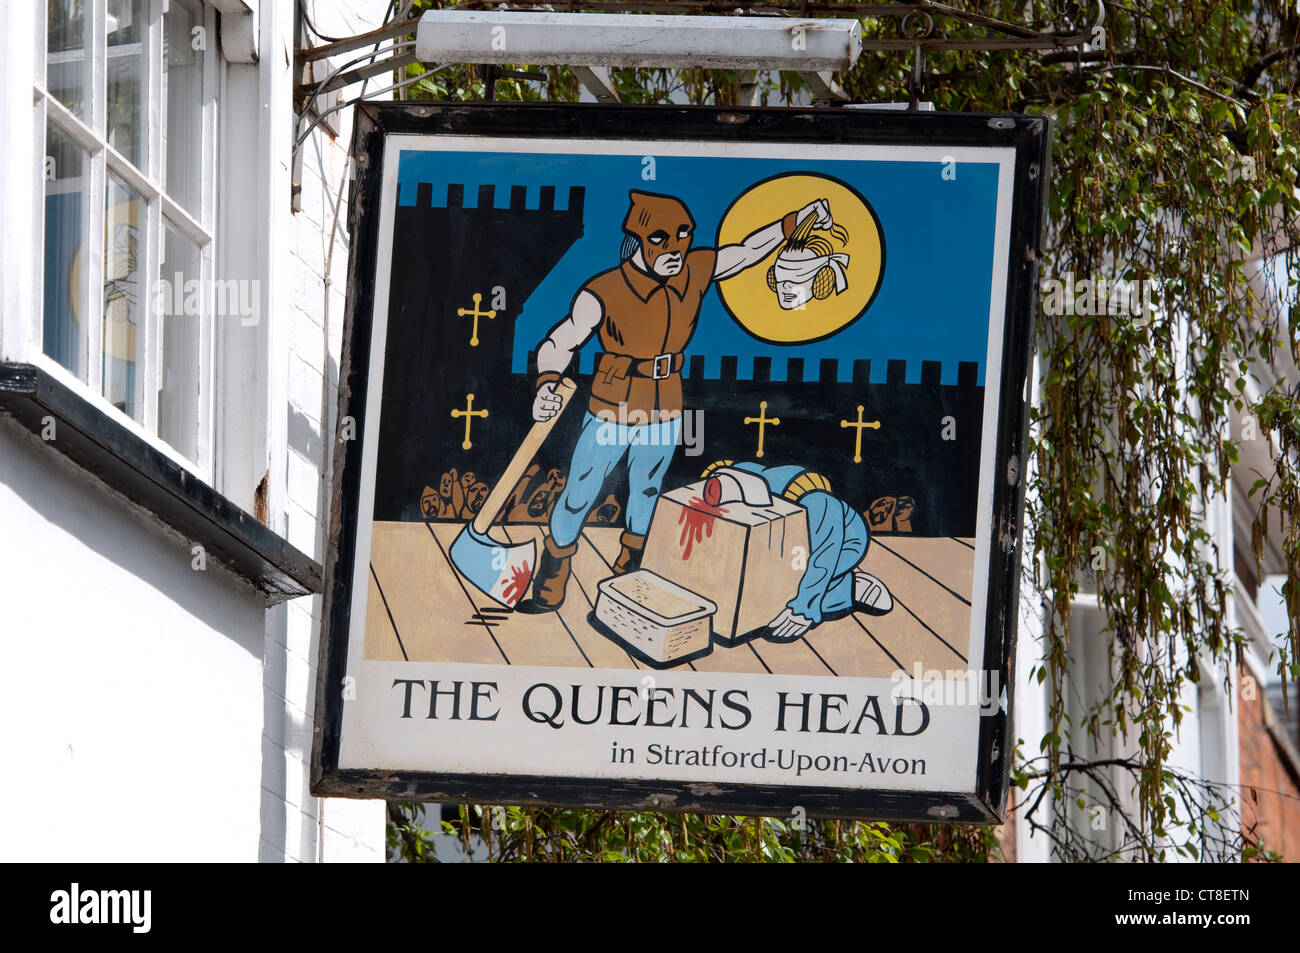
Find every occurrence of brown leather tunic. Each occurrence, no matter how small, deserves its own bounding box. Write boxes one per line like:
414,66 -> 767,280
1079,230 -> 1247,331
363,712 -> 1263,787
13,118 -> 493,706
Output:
578,249 -> 718,421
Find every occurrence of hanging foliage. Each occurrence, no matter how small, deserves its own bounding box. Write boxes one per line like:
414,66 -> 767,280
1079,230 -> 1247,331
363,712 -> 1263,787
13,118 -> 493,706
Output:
381,0 -> 1299,862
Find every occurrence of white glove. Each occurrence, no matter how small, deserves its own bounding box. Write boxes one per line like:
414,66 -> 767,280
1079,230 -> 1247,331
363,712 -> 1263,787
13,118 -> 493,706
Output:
766,607 -> 813,643
532,381 -> 562,422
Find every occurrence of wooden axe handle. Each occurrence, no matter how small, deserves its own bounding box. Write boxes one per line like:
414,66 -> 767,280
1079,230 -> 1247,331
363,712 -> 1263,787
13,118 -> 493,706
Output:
471,377 -> 578,536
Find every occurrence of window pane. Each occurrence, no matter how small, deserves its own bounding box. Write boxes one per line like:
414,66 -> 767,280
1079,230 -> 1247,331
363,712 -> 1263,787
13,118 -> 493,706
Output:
107,0 -> 147,169
103,172 -> 145,420
43,123 -> 89,380
158,224 -> 202,461
47,0 -> 88,118
164,0 -> 204,215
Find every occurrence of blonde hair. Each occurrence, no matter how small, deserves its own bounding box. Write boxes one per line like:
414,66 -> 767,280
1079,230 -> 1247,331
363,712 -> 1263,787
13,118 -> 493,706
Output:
765,215 -> 850,300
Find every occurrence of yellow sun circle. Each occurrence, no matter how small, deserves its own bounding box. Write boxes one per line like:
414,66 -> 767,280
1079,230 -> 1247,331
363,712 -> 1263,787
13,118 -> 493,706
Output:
715,173 -> 884,344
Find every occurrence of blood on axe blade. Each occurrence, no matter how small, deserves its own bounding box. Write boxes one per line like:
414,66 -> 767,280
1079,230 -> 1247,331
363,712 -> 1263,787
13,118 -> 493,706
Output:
449,377 -> 577,607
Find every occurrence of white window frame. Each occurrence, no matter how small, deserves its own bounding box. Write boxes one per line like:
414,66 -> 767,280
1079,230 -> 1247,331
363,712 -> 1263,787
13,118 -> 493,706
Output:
34,0 -> 220,482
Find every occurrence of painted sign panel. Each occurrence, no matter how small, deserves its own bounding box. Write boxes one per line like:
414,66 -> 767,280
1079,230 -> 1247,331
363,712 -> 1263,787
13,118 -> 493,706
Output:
313,103 -> 1049,821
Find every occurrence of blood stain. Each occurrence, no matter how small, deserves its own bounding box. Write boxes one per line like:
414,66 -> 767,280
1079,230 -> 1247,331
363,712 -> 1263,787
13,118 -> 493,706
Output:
678,497 -> 728,560
502,560 -> 532,606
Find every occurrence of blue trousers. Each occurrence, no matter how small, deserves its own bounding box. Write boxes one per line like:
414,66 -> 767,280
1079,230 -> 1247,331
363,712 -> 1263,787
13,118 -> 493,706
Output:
789,492 -> 870,623
550,412 -> 681,548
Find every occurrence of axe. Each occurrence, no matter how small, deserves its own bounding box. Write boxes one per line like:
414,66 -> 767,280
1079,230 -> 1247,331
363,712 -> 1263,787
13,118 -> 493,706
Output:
449,377 -> 578,608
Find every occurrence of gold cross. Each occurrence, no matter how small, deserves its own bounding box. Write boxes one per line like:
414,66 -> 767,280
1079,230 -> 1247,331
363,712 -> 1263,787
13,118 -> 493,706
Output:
840,405 -> 881,463
450,393 -> 489,449
744,400 -> 780,459
456,292 -> 497,347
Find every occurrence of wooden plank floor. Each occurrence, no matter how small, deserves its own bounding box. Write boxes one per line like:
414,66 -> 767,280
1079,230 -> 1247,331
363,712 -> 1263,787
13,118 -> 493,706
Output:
365,521 -> 974,679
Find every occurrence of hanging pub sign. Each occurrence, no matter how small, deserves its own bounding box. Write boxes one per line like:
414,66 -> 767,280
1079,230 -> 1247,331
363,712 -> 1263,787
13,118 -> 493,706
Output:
312,102 -> 1050,822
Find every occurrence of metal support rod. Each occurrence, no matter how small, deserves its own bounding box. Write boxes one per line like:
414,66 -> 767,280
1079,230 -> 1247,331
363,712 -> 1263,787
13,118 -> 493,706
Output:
573,65 -> 621,103
441,0 -> 1105,50
290,1 -> 1106,121
313,50 -> 419,94
737,70 -> 761,107
298,14 -> 419,63
909,46 -> 926,110
800,70 -> 848,103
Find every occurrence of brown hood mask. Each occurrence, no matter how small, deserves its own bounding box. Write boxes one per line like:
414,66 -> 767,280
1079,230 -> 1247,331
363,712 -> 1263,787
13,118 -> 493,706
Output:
623,191 -> 694,271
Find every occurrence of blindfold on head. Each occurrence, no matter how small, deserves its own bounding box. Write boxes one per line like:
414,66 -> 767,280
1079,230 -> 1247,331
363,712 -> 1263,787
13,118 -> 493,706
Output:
773,252 -> 850,293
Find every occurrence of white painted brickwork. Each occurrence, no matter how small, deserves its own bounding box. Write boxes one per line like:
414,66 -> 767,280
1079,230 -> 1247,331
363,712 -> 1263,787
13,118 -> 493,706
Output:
259,0 -> 390,864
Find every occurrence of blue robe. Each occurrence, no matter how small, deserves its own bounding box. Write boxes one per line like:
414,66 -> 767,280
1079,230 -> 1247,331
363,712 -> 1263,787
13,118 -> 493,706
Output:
731,463 -> 869,624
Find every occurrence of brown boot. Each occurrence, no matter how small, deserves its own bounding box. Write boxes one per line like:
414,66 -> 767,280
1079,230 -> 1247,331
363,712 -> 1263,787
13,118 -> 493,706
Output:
613,530 -> 646,574
532,535 -> 577,609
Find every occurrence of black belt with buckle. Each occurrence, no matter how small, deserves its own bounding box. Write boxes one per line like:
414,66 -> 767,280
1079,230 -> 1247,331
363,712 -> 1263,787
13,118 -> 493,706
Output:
630,353 -> 682,380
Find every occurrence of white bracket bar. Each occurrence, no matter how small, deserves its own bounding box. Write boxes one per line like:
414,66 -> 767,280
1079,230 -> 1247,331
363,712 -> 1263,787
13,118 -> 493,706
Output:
415,11 -> 862,72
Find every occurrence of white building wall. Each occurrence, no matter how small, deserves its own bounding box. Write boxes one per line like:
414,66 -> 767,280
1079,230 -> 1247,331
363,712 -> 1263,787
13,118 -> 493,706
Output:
0,0 -> 391,862
256,0 -> 390,863
0,418 -> 267,861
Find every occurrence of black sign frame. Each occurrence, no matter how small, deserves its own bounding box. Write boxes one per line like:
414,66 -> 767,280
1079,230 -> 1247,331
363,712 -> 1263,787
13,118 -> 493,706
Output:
311,102 -> 1050,823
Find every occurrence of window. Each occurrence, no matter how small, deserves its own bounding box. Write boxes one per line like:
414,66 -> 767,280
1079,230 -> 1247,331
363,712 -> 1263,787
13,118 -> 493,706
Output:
38,0 -> 218,474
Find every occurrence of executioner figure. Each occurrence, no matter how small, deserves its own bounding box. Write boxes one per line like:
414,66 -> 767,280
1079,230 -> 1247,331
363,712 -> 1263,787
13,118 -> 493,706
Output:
529,189 -> 836,609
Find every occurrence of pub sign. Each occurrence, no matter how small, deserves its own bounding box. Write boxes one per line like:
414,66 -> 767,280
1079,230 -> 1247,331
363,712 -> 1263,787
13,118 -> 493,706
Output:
311,102 -> 1050,822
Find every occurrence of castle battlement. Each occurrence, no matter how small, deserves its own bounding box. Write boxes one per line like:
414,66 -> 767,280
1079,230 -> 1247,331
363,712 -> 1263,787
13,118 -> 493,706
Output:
528,349 -> 981,389
407,181 -> 586,215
